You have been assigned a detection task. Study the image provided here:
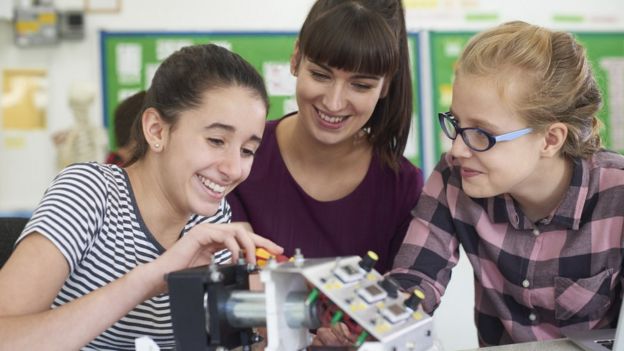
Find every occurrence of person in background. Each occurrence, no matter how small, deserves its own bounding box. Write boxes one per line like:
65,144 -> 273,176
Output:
227,0 -> 423,274
105,90 -> 146,166
389,21 -> 624,346
0,44 -> 282,350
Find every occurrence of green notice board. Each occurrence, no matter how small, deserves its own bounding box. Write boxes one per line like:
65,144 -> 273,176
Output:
100,31 -> 422,167
408,33 -> 421,167
575,33 -> 624,154
100,31 -> 298,149
429,31 -> 624,159
429,32 -> 473,159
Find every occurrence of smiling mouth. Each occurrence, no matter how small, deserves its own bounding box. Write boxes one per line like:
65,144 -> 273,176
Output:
460,167 -> 482,178
316,108 -> 348,125
197,174 -> 226,195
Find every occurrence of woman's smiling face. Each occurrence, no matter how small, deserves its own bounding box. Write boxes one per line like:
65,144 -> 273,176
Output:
294,57 -> 386,146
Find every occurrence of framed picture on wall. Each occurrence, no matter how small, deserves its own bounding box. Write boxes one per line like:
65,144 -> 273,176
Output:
85,0 -> 121,13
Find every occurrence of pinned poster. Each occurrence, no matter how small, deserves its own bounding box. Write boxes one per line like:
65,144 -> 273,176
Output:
263,61 -> 295,96
155,39 -> 193,61
116,43 -> 142,85
1,69 -> 47,130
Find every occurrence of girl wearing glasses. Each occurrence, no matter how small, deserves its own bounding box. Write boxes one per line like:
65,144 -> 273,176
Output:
389,21 -> 624,346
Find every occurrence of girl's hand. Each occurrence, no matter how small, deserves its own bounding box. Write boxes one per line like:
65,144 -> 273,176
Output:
311,323 -> 356,347
147,223 -> 283,294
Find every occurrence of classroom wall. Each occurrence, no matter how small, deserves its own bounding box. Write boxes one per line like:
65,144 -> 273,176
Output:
0,0 -> 315,213
1,1 -> 623,350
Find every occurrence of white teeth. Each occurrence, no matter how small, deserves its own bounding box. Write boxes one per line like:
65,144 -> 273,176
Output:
318,110 -> 346,124
198,175 -> 226,194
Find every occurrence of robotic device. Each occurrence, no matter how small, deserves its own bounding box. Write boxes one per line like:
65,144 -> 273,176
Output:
167,250 -> 434,351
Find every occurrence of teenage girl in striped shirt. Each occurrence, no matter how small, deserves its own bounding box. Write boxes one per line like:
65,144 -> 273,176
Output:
0,44 -> 282,350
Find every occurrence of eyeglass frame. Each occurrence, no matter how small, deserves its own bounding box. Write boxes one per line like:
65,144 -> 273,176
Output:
438,111 -> 534,152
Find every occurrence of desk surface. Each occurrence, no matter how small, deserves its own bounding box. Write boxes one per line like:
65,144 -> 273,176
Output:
462,338 -> 583,351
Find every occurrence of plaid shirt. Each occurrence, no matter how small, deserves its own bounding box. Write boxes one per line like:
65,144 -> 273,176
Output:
390,150 -> 624,346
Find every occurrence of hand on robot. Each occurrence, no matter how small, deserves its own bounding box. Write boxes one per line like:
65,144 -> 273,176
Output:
148,222 -> 283,295
311,322 -> 357,347
310,288 -> 413,348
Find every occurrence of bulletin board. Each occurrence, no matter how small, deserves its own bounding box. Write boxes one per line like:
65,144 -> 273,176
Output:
428,31 -> 624,159
100,31 -> 298,146
407,33 -> 421,167
99,31 -> 422,166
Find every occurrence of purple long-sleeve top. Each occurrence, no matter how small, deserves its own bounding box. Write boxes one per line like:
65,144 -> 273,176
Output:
227,118 -> 424,273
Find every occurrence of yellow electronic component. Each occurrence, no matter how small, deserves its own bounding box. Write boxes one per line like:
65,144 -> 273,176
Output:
366,251 -> 379,261
375,322 -> 391,333
324,280 -> 343,291
414,289 -> 425,300
349,300 -> 367,312
255,248 -> 272,260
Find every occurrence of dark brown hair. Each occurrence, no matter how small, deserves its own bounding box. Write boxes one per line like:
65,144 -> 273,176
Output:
296,0 -> 413,170
113,90 -> 145,149
126,44 -> 269,165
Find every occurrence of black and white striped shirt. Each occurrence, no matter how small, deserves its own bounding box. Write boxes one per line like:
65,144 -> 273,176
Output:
19,163 -> 231,350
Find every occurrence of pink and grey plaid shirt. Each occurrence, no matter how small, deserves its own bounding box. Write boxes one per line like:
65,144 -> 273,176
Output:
391,150 -> 624,346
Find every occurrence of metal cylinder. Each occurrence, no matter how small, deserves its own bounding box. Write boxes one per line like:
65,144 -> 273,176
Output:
224,291 -> 267,327
284,291 -> 320,329
221,290 -> 320,329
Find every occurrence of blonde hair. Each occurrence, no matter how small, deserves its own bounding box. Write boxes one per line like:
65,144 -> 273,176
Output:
456,21 -> 602,159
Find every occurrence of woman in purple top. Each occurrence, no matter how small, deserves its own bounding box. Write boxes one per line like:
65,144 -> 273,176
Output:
227,0 -> 423,273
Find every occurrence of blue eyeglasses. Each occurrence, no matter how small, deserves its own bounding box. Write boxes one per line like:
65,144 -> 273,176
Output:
438,112 -> 533,152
